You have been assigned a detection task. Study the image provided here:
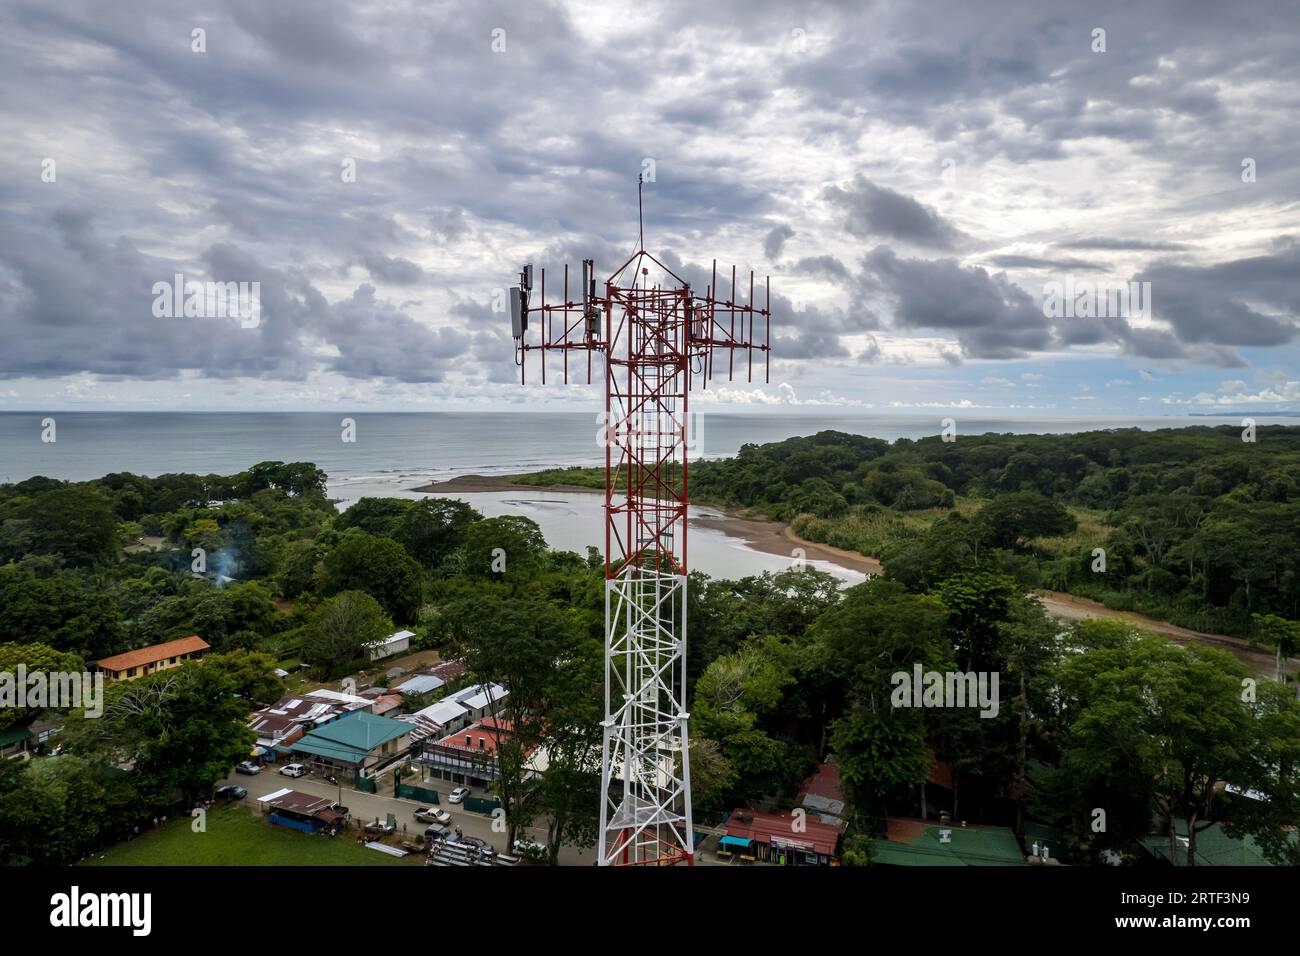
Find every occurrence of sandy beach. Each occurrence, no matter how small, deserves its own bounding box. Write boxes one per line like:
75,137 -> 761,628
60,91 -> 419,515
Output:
411,473 -> 882,575
410,474 -> 1291,676
691,513 -> 883,575
411,474 -> 603,496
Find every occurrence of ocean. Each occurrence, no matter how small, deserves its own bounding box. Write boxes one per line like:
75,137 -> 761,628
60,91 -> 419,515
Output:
0,410 -> 1279,582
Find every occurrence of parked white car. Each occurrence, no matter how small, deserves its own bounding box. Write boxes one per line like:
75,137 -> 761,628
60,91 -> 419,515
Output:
448,786 -> 470,804
513,835 -> 546,857
279,763 -> 308,778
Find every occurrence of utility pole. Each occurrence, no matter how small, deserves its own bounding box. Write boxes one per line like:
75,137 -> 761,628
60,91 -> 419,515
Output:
508,180 -> 771,865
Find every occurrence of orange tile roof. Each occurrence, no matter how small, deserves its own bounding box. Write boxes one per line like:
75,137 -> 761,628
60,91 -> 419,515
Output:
98,636 -> 210,672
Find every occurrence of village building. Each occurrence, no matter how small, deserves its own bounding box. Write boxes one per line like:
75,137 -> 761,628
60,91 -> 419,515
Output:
255,788 -> 344,835
0,725 -> 33,759
279,710 -> 411,776
798,761 -> 847,825
247,689 -> 375,761
719,807 -> 843,865
392,672 -> 445,703
368,694 -> 404,718
429,658 -> 468,684
447,682 -> 508,722
1138,820 -> 1281,866
418,716 -> 545,788
97,636 -> 210,683
873,818 -> 1027,867
398,698 -> 471,744
369,629 -> 414,662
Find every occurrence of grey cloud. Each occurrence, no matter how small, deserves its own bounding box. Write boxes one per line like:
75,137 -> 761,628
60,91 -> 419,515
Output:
2,0 -> 1298,395
825,177 -> 965,250
857,333 -> 883,364
764,225 -> 794,260
363,255 -> 428,285
865,247 -> 1051,359
986,254 -> 1109,272
1058,238 -> 1191,252
0,209 -> 469,383
792,256 -> 854,286
1138,250 -> 1300,348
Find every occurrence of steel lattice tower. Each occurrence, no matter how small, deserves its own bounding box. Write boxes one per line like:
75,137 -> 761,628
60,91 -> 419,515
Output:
509,180 -> 770,865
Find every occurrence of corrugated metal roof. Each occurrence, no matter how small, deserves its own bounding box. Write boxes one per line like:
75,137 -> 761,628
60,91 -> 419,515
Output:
395,674 -> 445,695
877,819 -> 1026,866
724,808 -> 843,858
287,710 -> 410,763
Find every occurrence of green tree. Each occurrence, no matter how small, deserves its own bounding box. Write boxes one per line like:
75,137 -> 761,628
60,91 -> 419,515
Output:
459,516 -> 548,578
23,486 -> 120,566
63,663 -> 257,808
394,498 -> 480,570
0,642 -> 86,729
937,571 -> 1018,671
276,538 -> 322,598
335,497 -> 411,536
319,532 -> 424,621
304,590 -> 393,678
203,648 -> 286,705
1249,613 -> 1300,684
975,491 -> 1076,551
1048,634 -> 1257,866
443,590 -> 599,850
0,755 -> 114,865
840,831 -> 875,866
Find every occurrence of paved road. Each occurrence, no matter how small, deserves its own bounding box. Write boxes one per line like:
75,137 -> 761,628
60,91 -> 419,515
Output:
217,767 -> 599,865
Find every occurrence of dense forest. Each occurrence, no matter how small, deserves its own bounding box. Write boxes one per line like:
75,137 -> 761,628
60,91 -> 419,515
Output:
1,428 -> 1298,866
529,425 -> 1300,638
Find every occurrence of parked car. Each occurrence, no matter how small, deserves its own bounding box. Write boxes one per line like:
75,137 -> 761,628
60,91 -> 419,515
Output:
448,786 -> 470,804
459,835 -> 495,854
424,824 -> 452,840
279,763 -> 308,778
234,761 -> 261,775
513,835 -> 545,857
414,806 -> 451,824
364,819 -> 396,835
214,785 -> 248,800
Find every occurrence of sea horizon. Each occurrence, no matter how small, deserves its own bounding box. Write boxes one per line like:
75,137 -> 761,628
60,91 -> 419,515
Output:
2,409 -> 1292,489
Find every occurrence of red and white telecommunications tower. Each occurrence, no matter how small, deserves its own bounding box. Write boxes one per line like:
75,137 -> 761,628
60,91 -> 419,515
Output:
509,178 -> 771,865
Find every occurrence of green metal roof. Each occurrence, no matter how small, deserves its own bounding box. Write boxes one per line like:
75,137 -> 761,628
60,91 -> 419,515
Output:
876,824 -> 1027,867
0,725 -> 33,747
1139,822 -> 1277,867
287,711 -> 410,764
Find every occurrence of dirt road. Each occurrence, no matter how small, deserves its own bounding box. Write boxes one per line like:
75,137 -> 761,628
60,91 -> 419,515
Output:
411,474 -> 1286,678
1034,589 -> 1290,678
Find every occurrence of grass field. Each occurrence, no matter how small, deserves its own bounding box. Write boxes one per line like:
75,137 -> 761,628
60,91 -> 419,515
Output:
82,805 -> 419,866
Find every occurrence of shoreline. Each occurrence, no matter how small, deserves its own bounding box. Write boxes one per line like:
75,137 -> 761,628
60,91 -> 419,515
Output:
411,473 -> 604,496
409,473 -> 881,576
409,473 -> 1288,678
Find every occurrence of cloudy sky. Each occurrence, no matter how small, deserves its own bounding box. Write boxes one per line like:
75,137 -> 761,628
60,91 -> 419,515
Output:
1,0 -> 1298,416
